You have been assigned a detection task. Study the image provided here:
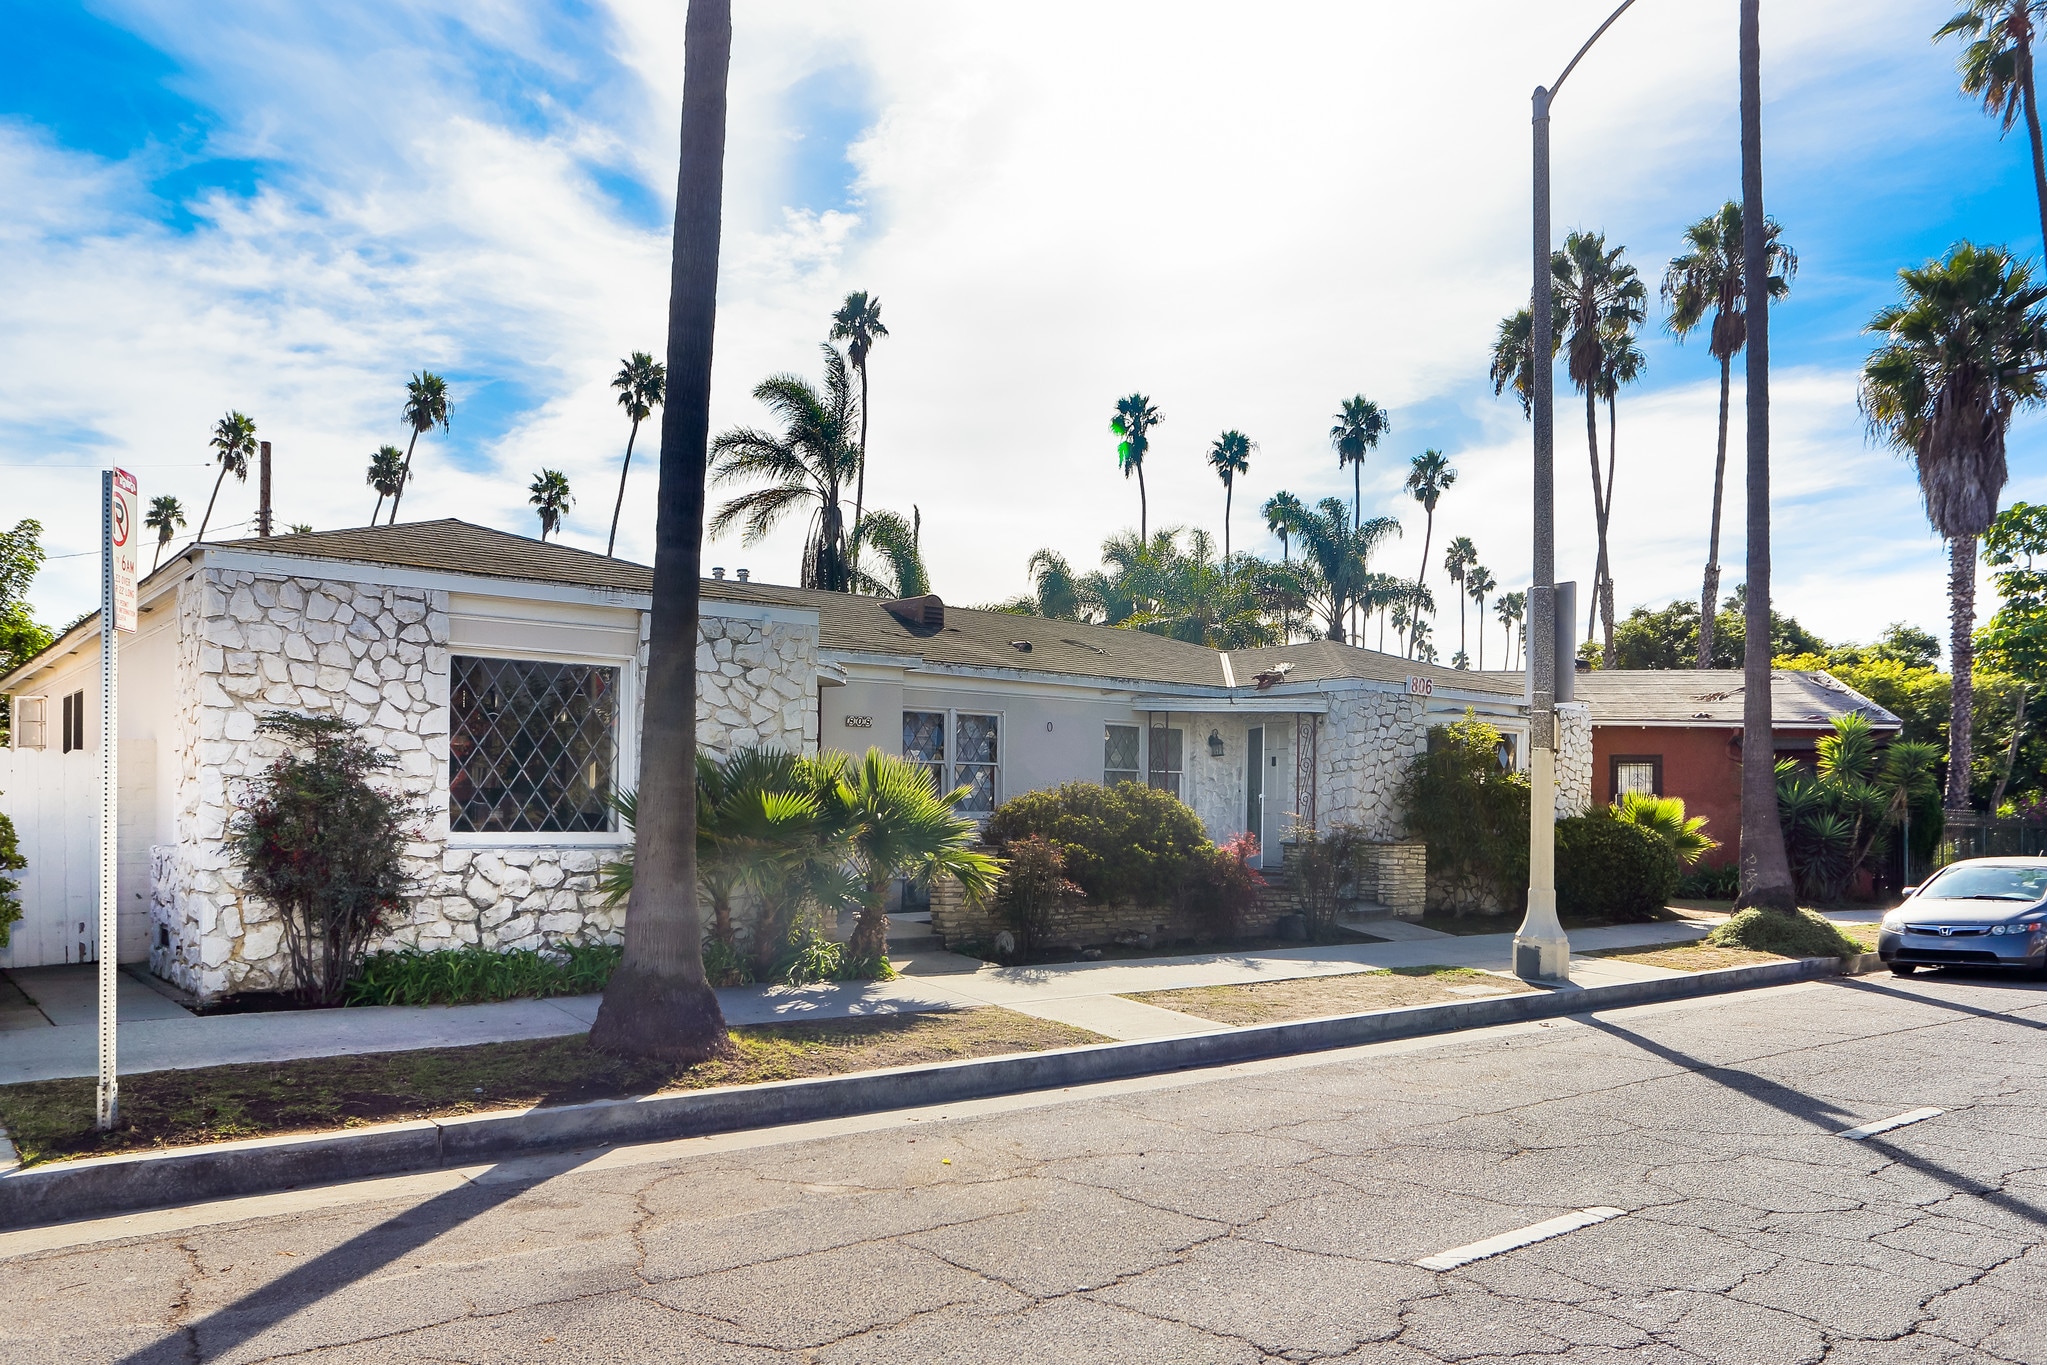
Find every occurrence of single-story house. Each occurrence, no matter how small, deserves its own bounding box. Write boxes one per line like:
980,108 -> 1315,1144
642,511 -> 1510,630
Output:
1575,668 -> 1903,868
0,520 -> 1591,999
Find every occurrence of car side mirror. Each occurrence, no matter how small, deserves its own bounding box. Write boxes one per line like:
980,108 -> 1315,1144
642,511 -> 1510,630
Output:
1901,886 -> 1919,897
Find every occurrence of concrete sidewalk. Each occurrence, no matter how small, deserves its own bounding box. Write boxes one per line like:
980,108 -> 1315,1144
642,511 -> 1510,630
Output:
0,918 -> 1716,1085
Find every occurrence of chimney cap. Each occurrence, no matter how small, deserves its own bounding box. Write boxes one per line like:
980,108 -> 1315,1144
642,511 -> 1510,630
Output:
884,594 -> 945,630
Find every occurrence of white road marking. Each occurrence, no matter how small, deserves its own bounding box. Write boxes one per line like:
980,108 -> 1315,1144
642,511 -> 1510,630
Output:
1415,1207 -> 1626,1272
1838,1107 -> 1944,1141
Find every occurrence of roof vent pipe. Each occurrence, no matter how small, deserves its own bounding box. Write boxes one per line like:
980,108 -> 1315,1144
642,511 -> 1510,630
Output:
736,568 -> 750,582
711,567 -> 725,580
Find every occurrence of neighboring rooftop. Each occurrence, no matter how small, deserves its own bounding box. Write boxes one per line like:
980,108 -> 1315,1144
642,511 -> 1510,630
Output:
1572,668 -> 1902,729
1227,640 -> 1522,696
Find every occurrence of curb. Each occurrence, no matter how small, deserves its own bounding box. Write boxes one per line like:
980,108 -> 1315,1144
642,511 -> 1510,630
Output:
0,954 -> 1856,1231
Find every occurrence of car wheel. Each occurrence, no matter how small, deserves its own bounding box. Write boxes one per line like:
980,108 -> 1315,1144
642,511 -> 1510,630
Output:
1890,963 -> 1918,977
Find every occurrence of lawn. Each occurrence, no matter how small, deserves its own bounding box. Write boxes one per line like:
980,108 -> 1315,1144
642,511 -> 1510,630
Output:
0,1008 -> 1100,1167
1591,918 -> 1879,972
1123,965 -> 1534,1026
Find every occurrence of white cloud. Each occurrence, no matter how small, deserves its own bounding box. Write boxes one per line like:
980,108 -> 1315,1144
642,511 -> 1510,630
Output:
0,0 -> 2030,662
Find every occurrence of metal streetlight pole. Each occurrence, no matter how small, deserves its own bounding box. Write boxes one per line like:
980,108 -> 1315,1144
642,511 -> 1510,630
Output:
1517,0 -> 1639,983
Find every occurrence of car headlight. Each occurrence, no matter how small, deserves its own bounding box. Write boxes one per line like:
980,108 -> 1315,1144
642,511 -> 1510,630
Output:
1881,914 -> 1905,932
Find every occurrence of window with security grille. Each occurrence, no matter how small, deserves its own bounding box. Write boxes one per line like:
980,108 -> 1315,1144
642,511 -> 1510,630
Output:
1611,755 -> 1662,799
955,713 -> 999,814
450,657 -> 620,833
1104,724 -> 1140,785
903,710 -> 946,796
1148,726 -> 1183,799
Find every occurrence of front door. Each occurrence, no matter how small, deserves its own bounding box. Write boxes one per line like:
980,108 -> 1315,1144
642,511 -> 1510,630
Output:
1246,726 -> 1264,867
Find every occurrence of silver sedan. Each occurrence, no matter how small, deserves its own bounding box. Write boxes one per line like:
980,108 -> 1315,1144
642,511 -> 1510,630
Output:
1879,857 -> 2047,976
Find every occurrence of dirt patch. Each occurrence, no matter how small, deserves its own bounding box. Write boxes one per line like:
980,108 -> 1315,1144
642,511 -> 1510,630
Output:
1123,965 -> 1536,1026
1589,940 -> 1792,971
0,1008 -> 1100,1167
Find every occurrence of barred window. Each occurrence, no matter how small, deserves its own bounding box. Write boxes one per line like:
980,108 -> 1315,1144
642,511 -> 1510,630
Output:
1611,755 -> 1662,798
903,710 -> 946,796
450,656 -> 619,834
1105,724 -> 1140,785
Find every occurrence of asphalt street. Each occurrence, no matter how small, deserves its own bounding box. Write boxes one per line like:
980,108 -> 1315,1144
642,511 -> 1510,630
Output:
4,971 -> 2044,1363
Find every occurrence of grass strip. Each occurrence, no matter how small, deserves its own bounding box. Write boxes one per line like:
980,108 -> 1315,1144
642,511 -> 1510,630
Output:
0,1008 -> 1099,1168
1123,965 -> 1533,1026
1593,917 -> 1879,972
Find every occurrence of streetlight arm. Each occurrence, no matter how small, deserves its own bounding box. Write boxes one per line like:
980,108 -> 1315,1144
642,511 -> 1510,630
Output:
1551,0 -> 1641,102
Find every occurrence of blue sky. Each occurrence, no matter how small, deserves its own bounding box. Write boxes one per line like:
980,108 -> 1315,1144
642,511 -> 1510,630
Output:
1,1 -> 2042,659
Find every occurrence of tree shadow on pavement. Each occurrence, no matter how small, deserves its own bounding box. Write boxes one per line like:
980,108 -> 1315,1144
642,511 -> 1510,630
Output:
117,1149 -> 600,1364
1581,1016 -> 2047,1233
1834,975 -> 2047,1032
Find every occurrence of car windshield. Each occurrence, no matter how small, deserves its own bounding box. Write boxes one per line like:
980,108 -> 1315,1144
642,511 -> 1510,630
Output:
1918,865 -> 2047,902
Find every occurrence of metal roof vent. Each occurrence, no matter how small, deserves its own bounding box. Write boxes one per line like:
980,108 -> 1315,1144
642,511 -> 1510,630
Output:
884,594 -> 944,629
1010,639 -> 1032,652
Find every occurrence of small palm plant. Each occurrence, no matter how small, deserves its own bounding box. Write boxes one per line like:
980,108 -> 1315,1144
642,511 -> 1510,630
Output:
1611,792 -> 1718,867
529,469 -> 574,541
820,748 -> 1001,968
196,411 -> 257,542
850,507 -> 930,598
144,494 -> 186,571
607,351 -> 667,557
1207,430 -> 1254,561
387,372 -> 451,524
366,444 -> 407,526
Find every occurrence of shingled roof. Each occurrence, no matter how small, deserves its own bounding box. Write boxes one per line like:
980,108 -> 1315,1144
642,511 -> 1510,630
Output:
1572,669 -> 1902,729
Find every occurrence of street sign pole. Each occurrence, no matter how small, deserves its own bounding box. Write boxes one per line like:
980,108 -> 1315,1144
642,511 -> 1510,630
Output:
97,467 -> 138,1131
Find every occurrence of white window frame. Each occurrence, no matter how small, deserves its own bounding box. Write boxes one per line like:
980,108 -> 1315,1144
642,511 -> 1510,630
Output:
1104,722 -> 1141,786
9,695 -> 47,750
902,706 -> 1003,820
447,646 -> 639,848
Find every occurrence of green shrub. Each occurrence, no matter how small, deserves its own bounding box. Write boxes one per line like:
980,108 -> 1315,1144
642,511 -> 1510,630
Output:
986,781 -> 1214,907
1182,832 -> 1261,936
1708,907 -> 1861,957
1398,712 -> 1530,912
1555,813 -> 1679,922
229,714 -> 424,1005
346,942 -> 622,1006
0,800 -> 23,950
1287,825 -> 1365,938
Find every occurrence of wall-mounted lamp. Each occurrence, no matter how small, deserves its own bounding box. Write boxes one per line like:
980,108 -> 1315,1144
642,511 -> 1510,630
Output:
1207,729 -> 1225,758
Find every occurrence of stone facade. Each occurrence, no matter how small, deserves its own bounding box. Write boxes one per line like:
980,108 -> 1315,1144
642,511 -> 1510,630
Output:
1556,702 -> 1592,816
1355,841 -> 1427,919
1318,690 -> 1430,839
149,570 -> 819,1001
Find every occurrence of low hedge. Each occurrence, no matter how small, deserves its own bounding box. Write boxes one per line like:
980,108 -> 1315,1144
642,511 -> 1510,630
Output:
986,781 -> 1213,907
1555,814 -> 1680,922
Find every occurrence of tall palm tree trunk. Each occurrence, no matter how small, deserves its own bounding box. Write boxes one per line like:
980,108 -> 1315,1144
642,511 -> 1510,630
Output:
371,493 -> 386,526
1457,589 -> 1466,663
2020,35 -> 2047,253
1947,535 -> 1980,812
1598,396 -> 1619,660
1411,513 -> 1433,660
1351,464 -> 1361,644
590,0 -> 732,1062
387,428 -> 421,525
1697,354 -> 1734,668
852,359 -> 870,550
1222,480 -> 1233,561
1992,684 -> 2027,813
1735,0 -> 1799,913
607,416 -> 643,557
1137,463 -> 1148,543
1582,387 -> 1606,659
196,465 -> 229,543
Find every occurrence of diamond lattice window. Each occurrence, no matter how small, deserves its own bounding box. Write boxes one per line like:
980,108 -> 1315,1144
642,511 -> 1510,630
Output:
1104,724 -> 1140,785
450,656 -> 619,833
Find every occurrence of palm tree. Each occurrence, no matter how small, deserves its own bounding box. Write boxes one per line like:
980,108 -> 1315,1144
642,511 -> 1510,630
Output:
1553,230 -> 1646,660
144,495 -> 185,572
850,507 -> 929,598
589,0 -> 731,1063
386,372 -> 450,525
1663,201 -> 1797,668
366,445 -> 406,526
1734,0 -> 1800,913
1497,590 -> 1526,670
1940,2 -> 2047,251
1261,491 -> 1307,639
1266,496 -> 1401,642
1465,565 -> 1496,669
1402,450 -> 1456,659
710,345 -> 860,591
1331,395 -> 1390,640
829,292 -> 888,547
996,549 -> 1085,619
1861,242 -> 2047,812
1121,529 -> 1286,649
1489,298 -> 1563,416
1588,322 -> 1647,657
823,749 -> 1001,966
196,411 -> 256,543
1443,536 -> 1477,667
1110,394 -> 1162,542
608,351 -> 667,557
1207,430 -> 1254,561
529,469 -> 573,541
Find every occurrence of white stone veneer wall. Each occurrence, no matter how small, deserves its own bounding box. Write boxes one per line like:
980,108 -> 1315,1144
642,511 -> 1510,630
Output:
150,574 -> 821,1001
1556,702 -> 1592,816
1318,690 -> 1430,840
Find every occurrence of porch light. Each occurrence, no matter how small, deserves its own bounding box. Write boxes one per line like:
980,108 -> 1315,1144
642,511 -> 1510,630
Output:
1207,730 -> 1224,758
